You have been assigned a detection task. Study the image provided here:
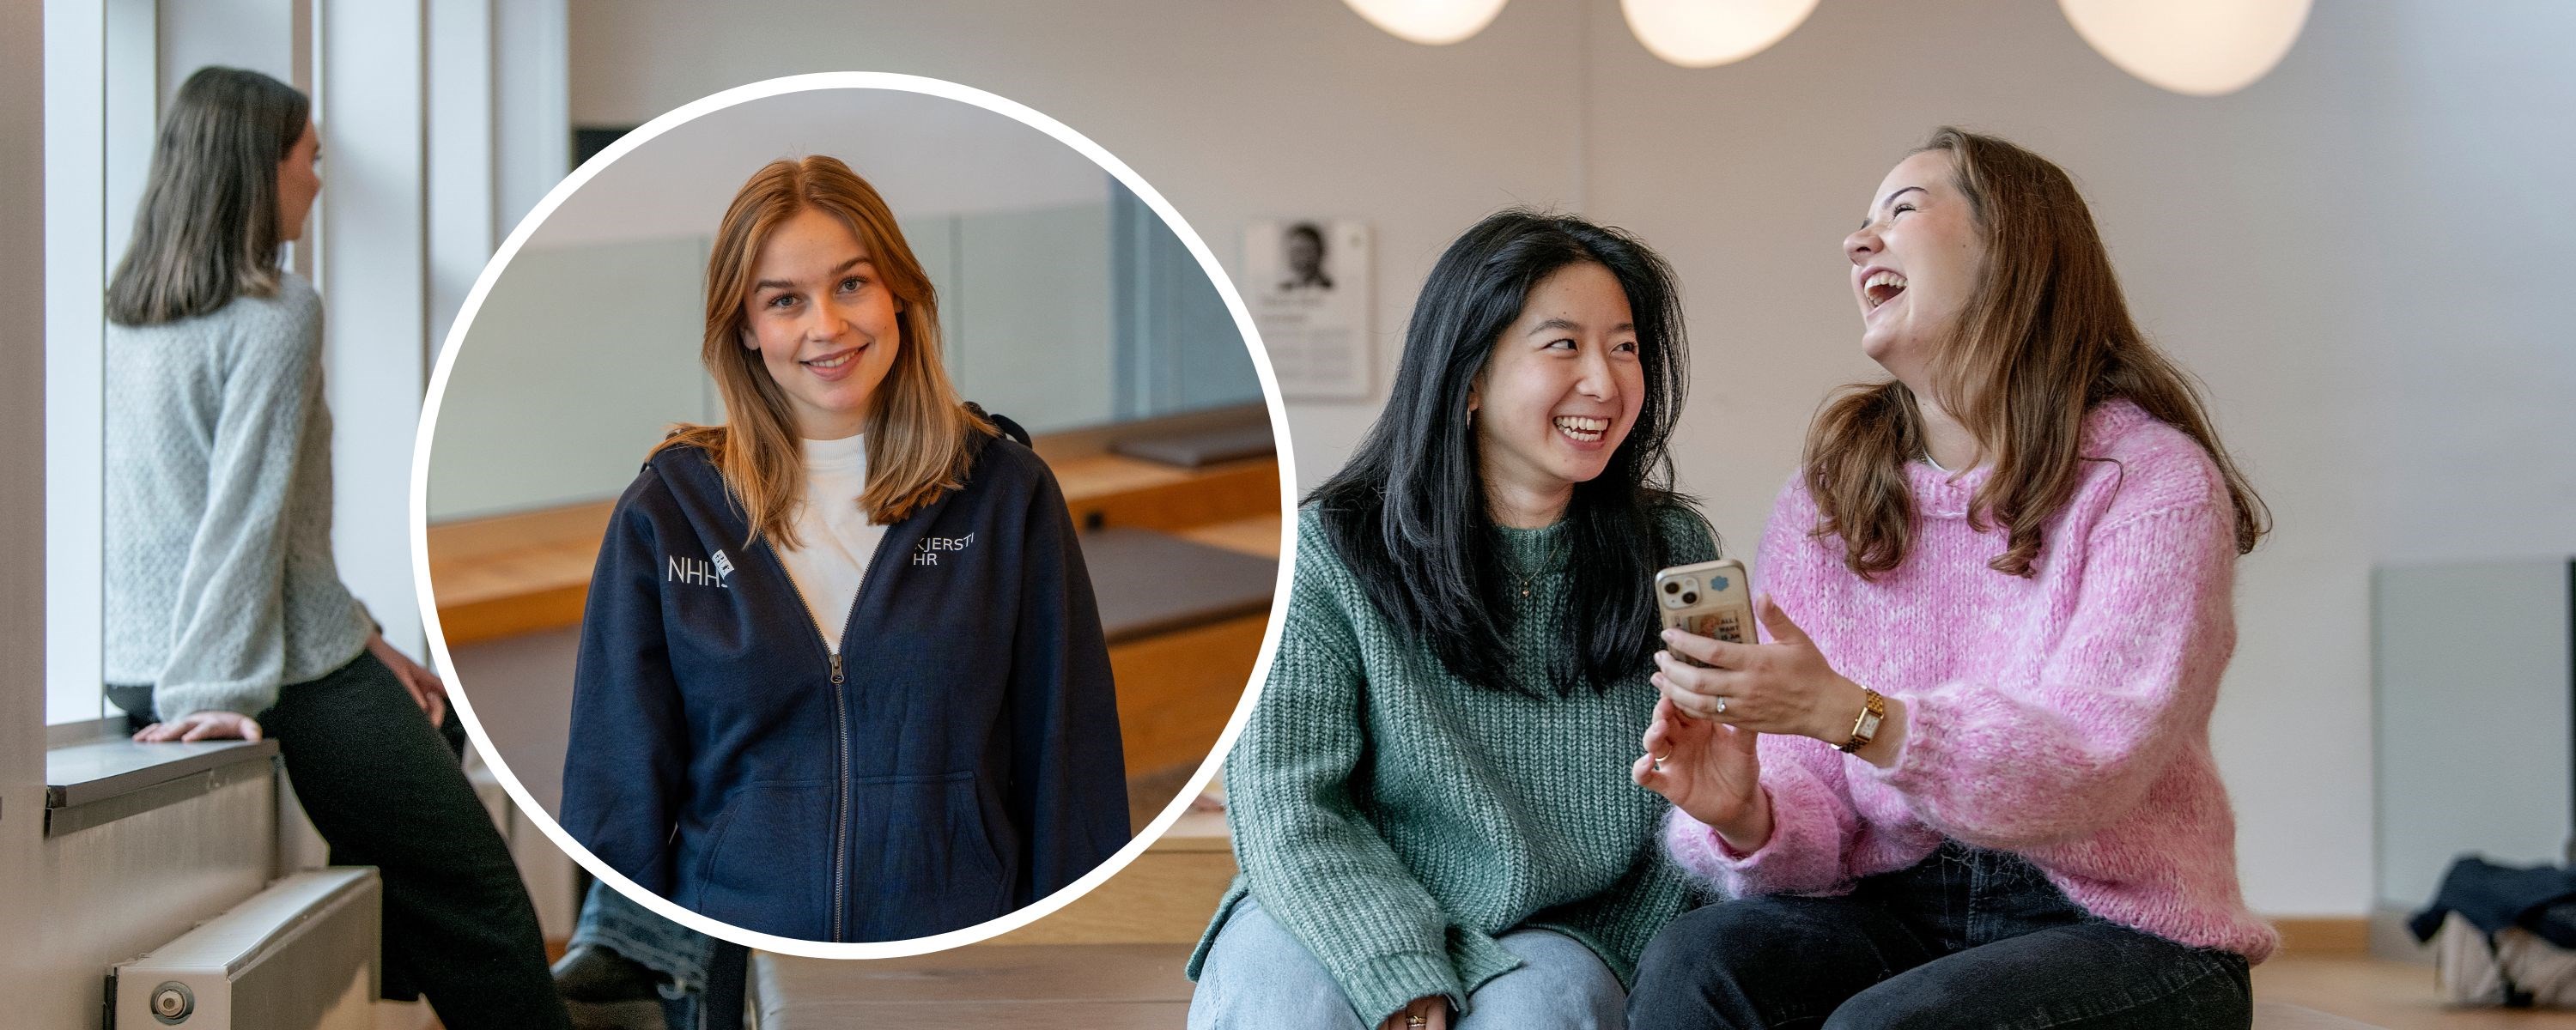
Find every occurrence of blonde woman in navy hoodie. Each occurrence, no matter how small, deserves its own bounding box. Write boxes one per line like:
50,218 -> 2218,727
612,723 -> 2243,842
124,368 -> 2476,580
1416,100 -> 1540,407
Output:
561,155 -> 1130,943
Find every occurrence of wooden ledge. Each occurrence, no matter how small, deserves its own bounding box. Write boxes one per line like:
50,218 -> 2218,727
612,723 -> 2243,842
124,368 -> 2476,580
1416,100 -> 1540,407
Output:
427,454 -> 1281,646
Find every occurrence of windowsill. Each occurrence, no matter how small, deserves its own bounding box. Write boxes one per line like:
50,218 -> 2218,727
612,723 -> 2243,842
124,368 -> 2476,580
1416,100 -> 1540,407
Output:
44,720 -> 279,837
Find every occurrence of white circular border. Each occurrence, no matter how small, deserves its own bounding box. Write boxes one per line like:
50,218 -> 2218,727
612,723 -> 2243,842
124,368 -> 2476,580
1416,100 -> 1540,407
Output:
409,71 -> 1297,960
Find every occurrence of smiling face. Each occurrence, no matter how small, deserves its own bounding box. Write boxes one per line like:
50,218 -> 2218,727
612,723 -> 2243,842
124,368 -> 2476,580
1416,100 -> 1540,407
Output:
1844,149 -> 1987,385
742,207 -> 903,439
1469,261 -> 1645,521
276,119 -> 319,243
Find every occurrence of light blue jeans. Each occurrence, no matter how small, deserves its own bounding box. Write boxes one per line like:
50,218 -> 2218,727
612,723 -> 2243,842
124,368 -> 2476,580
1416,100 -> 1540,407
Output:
1188,900 -> 1626,1029
572,880 -> 715,998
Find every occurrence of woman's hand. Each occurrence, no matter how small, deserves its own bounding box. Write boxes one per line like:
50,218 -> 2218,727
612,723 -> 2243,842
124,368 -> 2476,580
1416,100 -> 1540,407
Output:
134,711 -> 264,742
1632,696 -> 1771,852
1653,596 -> 1866,743
1379,996 -> 1449,1030
367,631 -> 449,726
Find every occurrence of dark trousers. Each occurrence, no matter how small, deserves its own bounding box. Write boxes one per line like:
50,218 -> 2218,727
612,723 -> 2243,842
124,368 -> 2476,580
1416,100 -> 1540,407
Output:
1627,841 -> 2252,1029
115,653 -> 571,1029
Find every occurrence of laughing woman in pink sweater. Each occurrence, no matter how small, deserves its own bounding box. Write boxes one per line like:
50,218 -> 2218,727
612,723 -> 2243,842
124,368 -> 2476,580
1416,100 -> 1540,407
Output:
1625,127 -> 2275,1029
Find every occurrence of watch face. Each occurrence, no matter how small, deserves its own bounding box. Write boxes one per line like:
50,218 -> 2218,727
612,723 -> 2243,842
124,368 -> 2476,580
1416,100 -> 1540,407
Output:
1856,711 -> 1884,738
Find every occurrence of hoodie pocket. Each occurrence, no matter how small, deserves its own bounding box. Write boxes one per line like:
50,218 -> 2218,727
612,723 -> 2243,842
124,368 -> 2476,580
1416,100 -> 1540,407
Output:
692,780 -> 834,940
844,771 -> 1014,941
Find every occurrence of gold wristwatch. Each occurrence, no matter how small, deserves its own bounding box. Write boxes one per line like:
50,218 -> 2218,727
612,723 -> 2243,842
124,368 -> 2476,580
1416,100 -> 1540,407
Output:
1837,687 -> 1886,754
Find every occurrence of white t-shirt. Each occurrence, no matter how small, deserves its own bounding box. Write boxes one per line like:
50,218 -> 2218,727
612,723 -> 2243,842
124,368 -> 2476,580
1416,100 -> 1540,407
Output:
776,433 -> 887,653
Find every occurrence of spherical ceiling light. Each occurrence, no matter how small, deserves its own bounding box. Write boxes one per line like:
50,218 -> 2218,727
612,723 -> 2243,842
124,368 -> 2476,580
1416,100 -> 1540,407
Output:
1341,0 -> 1510,45
1620,0 -> 1820,69
2059,0 -> 2312,97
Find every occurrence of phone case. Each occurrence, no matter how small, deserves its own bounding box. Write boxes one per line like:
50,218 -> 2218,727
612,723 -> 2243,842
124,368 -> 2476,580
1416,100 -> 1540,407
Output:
1655,558 -> 1754,666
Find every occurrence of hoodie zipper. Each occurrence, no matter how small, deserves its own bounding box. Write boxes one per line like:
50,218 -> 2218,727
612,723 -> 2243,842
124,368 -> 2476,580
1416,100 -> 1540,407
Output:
760,524 -> 900,943
766,564 -> 853,942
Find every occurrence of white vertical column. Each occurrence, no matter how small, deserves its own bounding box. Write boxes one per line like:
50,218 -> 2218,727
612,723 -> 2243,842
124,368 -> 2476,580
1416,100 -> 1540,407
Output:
491,0 -> 567,242
100,0 -> 155,270
427,0 -> 493,357
42,0 -> 109,726
315,0 -> 429,655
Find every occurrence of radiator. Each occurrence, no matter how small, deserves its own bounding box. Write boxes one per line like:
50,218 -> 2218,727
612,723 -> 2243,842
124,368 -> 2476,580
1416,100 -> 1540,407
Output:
108,868 -> 381,1029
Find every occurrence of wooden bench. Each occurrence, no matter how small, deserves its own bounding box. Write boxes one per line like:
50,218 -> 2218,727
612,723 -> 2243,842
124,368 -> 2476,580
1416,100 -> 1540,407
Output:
750,943 -> 1194,1028
746,810 -> 1231,1027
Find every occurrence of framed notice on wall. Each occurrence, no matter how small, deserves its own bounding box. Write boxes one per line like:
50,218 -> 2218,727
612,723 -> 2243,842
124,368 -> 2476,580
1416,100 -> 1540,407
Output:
1245,219 -> 1372,399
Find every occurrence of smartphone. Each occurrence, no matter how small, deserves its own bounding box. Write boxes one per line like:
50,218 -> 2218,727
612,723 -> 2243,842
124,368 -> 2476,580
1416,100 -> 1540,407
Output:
1655,558 -> 1755,665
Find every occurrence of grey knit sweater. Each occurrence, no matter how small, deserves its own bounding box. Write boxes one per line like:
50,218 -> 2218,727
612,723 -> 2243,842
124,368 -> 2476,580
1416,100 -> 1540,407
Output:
105,275 -> 373,721
1188,504 -> 1716,1022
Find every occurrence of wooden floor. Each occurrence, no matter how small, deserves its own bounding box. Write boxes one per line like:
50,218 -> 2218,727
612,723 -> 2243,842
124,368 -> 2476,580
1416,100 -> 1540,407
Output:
2255,954 -> 2576,1029
729,948 -> 2576,1028
432,948 -> 2576,1029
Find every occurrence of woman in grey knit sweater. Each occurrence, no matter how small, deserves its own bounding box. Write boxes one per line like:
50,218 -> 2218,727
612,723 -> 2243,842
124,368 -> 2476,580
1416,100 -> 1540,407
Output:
1186,210 -> 1713,1030
100,67 -> 567,1029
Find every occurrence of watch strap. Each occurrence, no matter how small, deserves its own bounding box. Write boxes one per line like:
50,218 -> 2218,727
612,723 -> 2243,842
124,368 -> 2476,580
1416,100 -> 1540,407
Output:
1838,687 -> 1886,754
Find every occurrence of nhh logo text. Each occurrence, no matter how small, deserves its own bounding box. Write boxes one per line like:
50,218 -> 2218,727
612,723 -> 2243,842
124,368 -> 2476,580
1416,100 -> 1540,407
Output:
669,549 -> 732,588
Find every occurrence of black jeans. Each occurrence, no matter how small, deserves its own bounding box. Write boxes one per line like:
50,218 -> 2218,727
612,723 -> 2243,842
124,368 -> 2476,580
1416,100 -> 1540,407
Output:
113,652 -> 571,1029
1627,841 -> 2251,1029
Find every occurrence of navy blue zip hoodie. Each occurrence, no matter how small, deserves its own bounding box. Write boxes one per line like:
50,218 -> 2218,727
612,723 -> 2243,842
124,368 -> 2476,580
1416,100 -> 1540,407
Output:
560,426 -> 1129,942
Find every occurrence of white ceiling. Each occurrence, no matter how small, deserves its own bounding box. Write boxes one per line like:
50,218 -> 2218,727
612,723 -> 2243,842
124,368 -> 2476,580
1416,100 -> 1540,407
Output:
523,86 -> 1111,250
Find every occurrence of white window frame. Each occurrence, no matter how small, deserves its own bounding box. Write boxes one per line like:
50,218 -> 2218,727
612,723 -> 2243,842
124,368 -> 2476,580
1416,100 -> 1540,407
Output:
40,0 -> 155,726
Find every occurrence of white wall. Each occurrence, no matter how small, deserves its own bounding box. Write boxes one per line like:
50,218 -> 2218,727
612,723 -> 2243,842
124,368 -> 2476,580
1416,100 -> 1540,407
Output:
2360,4 -> 2576,563
532,86 -> 1113,248
564,0 -> 1591,481
432,80 -> 1267,518
427,239 -> 710,519
556,0 -> 2576,918
156,0 -> 294,106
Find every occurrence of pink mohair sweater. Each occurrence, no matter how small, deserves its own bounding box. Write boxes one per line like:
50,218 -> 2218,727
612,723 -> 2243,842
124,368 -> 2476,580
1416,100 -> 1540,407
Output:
1664,399 -> 2278,962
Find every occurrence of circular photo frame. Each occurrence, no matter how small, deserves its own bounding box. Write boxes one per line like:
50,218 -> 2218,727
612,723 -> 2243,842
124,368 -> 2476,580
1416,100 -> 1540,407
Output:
408,71 -> 1296,959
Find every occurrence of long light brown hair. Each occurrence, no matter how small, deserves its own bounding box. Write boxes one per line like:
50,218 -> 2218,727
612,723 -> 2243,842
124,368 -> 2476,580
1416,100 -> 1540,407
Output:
1806,127 -> 2269,579
656,155 -> 994,547
106,67 -> 308,326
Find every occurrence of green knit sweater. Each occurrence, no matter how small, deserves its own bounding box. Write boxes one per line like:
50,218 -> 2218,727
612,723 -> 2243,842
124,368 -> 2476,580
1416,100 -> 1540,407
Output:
1188,503 -> 1716,1021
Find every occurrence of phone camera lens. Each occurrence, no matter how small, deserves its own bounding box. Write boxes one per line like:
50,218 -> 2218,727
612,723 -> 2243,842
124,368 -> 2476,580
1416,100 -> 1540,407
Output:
1681,591 -> 1698,604
1662,581 -> 1680,595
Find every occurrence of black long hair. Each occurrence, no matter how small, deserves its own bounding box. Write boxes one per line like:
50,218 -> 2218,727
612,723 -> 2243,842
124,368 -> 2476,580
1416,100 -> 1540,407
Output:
106,66 -> 309,326
1309,209 -> 1692,697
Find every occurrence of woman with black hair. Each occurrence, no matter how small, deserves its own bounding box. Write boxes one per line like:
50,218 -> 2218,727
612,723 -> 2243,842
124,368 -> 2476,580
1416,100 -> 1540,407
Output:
102,66 -> 568,1028
1186,209 -> 1711,1030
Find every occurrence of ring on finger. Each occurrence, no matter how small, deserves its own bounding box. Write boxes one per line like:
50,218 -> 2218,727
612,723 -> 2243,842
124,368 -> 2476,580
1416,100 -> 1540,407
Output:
1716,695 -> 1728,714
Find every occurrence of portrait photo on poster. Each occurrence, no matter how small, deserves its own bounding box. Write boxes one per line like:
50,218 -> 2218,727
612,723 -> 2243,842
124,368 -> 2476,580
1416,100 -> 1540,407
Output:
409,73 -> 1296,960
1245,218 -> 1372,400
